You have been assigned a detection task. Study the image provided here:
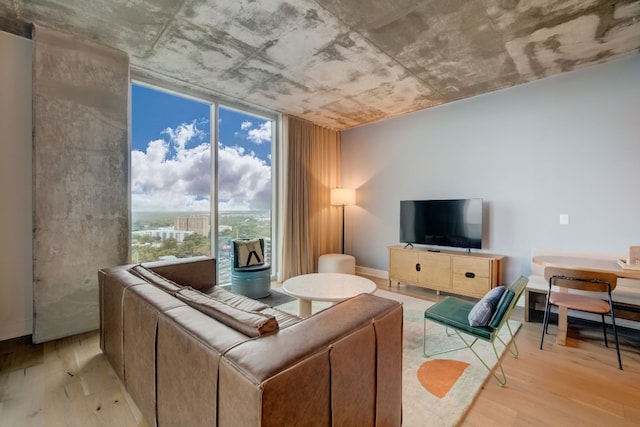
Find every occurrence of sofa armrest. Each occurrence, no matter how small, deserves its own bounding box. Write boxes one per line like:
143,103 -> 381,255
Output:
218,293 -> 403,426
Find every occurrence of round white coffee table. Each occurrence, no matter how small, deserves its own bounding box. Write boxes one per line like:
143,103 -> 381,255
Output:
282,273 -> 377,317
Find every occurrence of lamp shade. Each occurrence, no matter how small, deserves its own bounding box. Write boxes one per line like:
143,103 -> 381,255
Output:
331,188 -> 356,206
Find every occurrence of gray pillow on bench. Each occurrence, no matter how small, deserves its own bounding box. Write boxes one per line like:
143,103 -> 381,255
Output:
468,286 -> 506,327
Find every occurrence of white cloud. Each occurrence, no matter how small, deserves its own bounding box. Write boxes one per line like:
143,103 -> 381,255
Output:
247,121 -> 272,144
161,121 -> 204,153
241,120 -> 252,130
218,143 -> 271,211
131,138 -> 210,196
132,121 -> 270,212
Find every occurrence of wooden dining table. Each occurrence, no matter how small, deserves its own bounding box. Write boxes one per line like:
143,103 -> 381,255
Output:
532,255 -> 640,345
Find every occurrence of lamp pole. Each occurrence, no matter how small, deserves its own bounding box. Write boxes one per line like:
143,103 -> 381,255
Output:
341,203 -> 346,254
331,188 -> 356,255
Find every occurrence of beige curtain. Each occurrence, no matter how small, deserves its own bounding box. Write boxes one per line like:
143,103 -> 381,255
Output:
281,116 -> 341,280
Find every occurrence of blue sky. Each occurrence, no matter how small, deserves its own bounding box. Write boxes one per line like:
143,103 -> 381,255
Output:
131,84 -> 272,212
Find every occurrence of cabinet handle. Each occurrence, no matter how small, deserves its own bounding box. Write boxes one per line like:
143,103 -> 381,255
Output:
416,263 -> 421,272
465,272 -> 475,278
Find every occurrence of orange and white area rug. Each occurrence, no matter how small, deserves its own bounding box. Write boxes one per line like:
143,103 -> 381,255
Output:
274,287 -> 521,427
375,289 -> 521,427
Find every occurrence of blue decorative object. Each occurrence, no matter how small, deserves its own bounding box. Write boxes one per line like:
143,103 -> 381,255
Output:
231,238 -> 271,299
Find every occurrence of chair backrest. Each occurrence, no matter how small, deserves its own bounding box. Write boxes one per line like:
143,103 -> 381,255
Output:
544,267 -> 617,293
233,238 -> 265,268
489,276 -> 529,330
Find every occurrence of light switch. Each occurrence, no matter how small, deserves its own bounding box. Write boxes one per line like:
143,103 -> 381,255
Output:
559,214 -> 569,225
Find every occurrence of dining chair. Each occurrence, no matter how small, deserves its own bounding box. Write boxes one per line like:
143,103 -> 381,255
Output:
540,266 -> 622,370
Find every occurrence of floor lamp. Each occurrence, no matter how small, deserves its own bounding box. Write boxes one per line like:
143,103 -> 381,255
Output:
331,188 -> 356,254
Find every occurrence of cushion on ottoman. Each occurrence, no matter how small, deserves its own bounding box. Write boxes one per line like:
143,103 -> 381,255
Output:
235,239 -> 264,267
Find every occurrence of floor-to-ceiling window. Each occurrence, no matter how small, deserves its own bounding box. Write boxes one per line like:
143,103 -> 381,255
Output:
130,83 -> 275,285
131,84 -> 212,263
216,106 -> 273,285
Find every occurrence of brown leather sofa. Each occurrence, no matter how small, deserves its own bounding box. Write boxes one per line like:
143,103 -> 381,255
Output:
99,256 -> 403,427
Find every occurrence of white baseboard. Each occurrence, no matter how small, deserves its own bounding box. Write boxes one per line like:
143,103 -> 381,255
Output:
356,265 -> 387,280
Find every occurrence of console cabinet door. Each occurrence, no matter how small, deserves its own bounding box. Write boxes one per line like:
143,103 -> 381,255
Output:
389,248 -> 418,283
417,253 -> 451,289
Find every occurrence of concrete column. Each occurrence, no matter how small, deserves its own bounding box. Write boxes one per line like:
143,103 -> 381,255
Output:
32,24 -> 129,343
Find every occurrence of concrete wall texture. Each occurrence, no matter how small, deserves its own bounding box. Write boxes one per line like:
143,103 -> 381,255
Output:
32,25 -> 130,343
3,0 -> 639,130
341,54 -> 640,285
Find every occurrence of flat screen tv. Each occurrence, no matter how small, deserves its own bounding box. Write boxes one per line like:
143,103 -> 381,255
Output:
399,199 -> 483,250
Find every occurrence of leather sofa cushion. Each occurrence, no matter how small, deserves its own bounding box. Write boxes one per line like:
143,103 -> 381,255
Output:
176,287 -> 278,337
205,288 -> 301,329
129,265 -> 183,295
205,287 -> 270,312
257,307 -> 302,329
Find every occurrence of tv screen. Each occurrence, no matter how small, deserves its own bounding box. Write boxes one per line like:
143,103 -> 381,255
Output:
400,199 -> 483,249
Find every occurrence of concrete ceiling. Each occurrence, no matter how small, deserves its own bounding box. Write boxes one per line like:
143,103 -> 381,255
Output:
1,0 -> 639,130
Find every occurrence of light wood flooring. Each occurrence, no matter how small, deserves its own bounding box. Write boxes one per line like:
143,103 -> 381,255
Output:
385,280 -> 640,427
1,279 -> 640,426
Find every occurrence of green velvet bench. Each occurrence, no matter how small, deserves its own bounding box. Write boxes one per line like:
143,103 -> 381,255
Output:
423,276 -> 528,386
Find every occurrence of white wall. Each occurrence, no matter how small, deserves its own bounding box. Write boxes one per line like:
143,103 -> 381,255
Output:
0,30 -> 33,340
341,54 -> 640,284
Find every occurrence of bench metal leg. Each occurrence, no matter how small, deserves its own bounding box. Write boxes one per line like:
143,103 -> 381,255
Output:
423,318 -> 520,387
